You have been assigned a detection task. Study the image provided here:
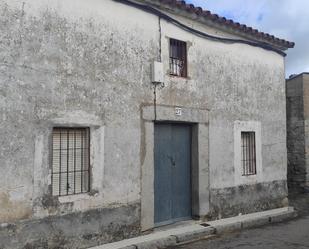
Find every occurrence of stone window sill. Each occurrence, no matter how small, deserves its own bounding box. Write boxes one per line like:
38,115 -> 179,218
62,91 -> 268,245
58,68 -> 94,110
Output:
58,193 -> 96,203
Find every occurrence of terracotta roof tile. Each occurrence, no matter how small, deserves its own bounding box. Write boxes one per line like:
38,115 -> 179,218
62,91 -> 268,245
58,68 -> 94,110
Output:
158,0 -> 294,48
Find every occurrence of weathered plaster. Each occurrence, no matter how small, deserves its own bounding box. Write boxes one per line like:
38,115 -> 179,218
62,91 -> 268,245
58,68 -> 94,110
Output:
0,0 -> 158,223
0,0 -> 289,247
0,202 -> 140,249
158,15 -> 287,192
209,180 -> 288,219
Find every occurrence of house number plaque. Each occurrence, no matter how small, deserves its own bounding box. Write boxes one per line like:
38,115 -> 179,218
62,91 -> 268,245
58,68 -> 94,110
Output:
175,107 -> 182,116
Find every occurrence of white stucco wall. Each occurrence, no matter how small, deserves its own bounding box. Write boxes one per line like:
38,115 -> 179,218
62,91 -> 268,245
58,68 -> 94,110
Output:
158,17 -> 286,189
0,0 -> 287,224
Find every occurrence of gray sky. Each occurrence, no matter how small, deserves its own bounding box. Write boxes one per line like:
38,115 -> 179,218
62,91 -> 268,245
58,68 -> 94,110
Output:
187,0 -> 308,77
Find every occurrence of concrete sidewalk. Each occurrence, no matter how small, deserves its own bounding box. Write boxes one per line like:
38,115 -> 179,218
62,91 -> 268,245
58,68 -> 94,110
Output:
90,207 -> 296,249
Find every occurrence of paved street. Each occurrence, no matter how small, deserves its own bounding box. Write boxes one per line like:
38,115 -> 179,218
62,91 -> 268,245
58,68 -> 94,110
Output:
168,193 -> 309,249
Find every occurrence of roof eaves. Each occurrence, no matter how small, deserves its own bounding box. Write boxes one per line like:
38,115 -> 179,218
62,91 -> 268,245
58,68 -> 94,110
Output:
287,72 -> 309,81
155,0 -> 294,49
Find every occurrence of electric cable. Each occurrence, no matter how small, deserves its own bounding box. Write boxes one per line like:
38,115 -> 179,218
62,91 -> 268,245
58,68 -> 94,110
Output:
113,0 -> 287,56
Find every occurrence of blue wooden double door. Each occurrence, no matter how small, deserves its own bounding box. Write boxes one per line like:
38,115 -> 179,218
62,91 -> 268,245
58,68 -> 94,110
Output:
154,123 -> 192,226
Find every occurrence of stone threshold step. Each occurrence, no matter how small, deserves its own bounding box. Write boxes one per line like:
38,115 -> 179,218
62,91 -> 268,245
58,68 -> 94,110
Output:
90,206 -> 296,249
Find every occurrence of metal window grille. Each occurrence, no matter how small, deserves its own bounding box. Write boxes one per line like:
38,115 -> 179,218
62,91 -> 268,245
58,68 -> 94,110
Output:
169,38 -> 187,77
241,132 -> 257,176
52,128 -> 90,196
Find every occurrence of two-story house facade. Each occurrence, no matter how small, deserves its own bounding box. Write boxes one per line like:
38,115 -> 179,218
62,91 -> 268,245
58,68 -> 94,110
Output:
0,0 -> 294,248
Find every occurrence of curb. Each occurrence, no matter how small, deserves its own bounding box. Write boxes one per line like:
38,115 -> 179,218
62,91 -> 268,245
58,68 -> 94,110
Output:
210,207 -> 297,234
91,207 -> 296,249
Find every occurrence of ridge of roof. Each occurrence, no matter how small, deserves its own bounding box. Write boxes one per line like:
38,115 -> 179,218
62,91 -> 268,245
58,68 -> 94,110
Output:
287,72 -> 309,80
156,0 -> 294,49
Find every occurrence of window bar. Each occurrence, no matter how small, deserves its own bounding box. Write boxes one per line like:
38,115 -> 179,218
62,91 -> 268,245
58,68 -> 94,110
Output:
246,133 -> 248,175
253,133 -> 255,174
184,43 -> 188,77
249,133 -> 251,174
247,133 -> 249,175
248,133 -> 250,174
174,39 -> 176,58
74,130 -> 76,194
175,58 -> 177,76
243,133 -> 244,175
243,133 -> 245,175
67,130 -> 69,195
253,134 -> 257,174
241,137 -> 243,175
173,58 -> 175,75
251,133 -> 254,174
179,40 -> 182,76
177,49 -> 179,74
51,133 -> 54,196
182,42 -> 186,77
250,133 -> 252,174
174,40 -> 176,75
243,133 -> 246,175
245,133 -> 248,175
245,133 -> 247,175
170,39 -> 173,75
81,129 -> 84,193
169,44 -> 171,73
241,134 -> 243,175
171,40 -> 176,75
247,133 -> 250,175
59,131 -> 62,196
174,41 -> 179,76
176,41 -> 181,76
248,132 -> 253,175
87,129 -> 91,192
244,133 -> 247,175
181,42 -> 184,76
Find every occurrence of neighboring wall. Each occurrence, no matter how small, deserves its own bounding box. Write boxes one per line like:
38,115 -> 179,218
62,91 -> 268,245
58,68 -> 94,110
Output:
0,0 -> 158,247
302,74 -> 309,187
287,73 -> 309,191
0,0 -> 288,248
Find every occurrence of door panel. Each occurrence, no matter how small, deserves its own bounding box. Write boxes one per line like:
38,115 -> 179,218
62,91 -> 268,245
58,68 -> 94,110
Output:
154,124 -> 173,224
154,123 -> 192,226
171,125 -> 192,220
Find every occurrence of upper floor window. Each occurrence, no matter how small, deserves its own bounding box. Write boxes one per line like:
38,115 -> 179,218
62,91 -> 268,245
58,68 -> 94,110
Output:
52,128 -> 90,196
169,38 -> 187,78
241,131 -> 257,176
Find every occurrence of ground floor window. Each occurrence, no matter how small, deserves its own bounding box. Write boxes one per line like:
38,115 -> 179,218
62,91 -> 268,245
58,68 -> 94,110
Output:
52,128 -> 90,196
241,131 -> 257,176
